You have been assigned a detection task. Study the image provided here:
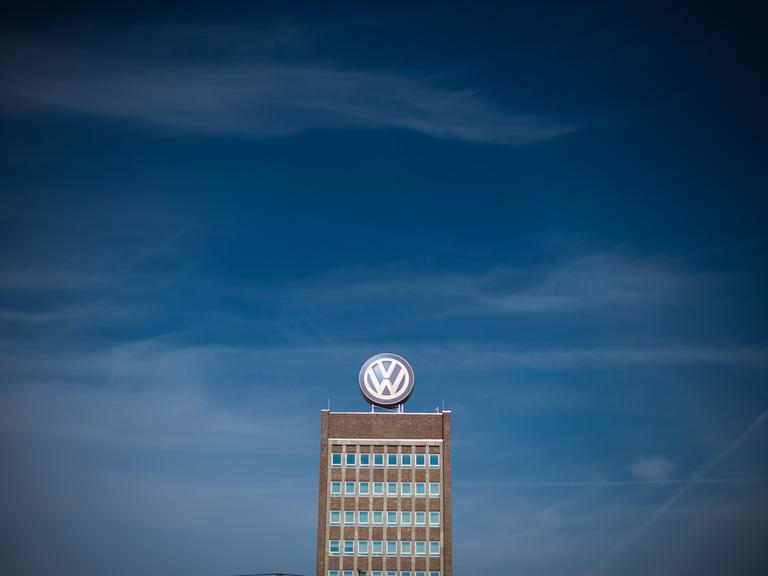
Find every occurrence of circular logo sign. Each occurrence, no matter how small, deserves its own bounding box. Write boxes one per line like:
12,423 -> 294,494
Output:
359,353 -> 415,407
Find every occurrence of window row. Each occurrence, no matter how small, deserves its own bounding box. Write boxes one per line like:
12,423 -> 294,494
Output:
330,481 -> 441,497
329,572 -> 440,576
329,540 -> 441,557
332,453 -> 440,469
330,510 -> 440,527
328,572 -> 440,576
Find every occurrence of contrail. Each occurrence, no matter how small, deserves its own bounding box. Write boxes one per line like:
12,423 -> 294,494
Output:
590,409 -> 768,576
456,477 -> 768,488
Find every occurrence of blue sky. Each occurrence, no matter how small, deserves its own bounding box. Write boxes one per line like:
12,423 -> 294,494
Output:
0,1 -> 766,574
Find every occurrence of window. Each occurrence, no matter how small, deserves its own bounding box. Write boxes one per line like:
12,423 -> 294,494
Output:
331,481 -> 341,495
387,482 -> 398,496
360,453 -> 370,467
387,511 -> 397,525
429,541 -> 440,556
373,482 -> 384,496
429,482 -> 440,497
343,572 -> 353,576
346,453 -> 356,467
359,511 -> 369,525
359,481 -> 370,496
401,572 -> 412,576
387,453 -> 398,467
373,453 -> 384,467
415,454 -> 425,468
373,511 -> 383,525
401,453 -> 412,467
329,540 -> 340,555
429,454 -> 439,468
358,540 -> 369,555
386,541 -> 397,556
328,571 -> 339,576
343,540 -> 354,555
386,573 -> 397,576
415,541 -> 426,556
372,573 -> 383,576
415,482 -> 426,496
429,511 -> 440,526
331,453 -> 342,467
401,511 -> 412,525
415,511 -> 426,526
330,510 -> 340,524
372,540 -> 383,556
401,541 -> 412,555
430,573 -> 441,576
401,482 -> 412,496
344,511 -> 355,525
416,573 -> 426,576
345,481 -> 355,495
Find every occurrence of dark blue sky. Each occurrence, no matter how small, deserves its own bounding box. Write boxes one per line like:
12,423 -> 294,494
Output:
1,1 -> 766,575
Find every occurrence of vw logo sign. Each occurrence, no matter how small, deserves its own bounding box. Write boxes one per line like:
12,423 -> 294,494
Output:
359,353 -> 415,407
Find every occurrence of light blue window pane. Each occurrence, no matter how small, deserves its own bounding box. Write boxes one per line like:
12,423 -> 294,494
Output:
401,454 -> 412,467
429,483 -> 440,496
386,572 -> 397,576
343,572 -> 353,576
360,453 -> 370,467
429,454 -> 439,467
373,572 -> 383,576
429,573 -> 440,576
373,482 -> 384,495
387,454 -> 398,467
344,540 -> 354,555
346,453 -> 356,467
402,572 -> 412,576
415,454 -> 425,467
373,511 -> 383,525
430,511 -> 440,525
415,482 -> 425,495
416,572 -> 427,576
329,540 -> 340,555
359,481 -> 370,495
415,511 -> 426,525
328,571 -> 339,576
386,541 -> 397,555
401,541 -> 412,555
358,541 -> 369,555
345,481 -> 355,495
401,482 -> 412,496
429,541 -> 440,555
415,540 -> 426,555
401,511 -> 412,525
387,511 -> 397,525
387,482 -> 398,496
331,453 -> 342,467
373,454 -> 384,467
331,482 -> 341,495
372,540 -> 383,555
330,510 -> 340,524
359,511 -> 369,525
344,511 -> 355,525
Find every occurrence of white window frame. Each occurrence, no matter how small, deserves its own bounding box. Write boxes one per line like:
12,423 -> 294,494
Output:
328,571 -> 339,576
415,511 -> 426,526
346,453 -> 356,467
387,453 -> 398,468
387,482 -> 398,496
429,453 -> 440,468
359,481 -> 370,496
329,540 -> 340,555
401,541 -> 412,555
429,482 -> 440,497
415,454 -> 426,468
331,453 -> 342,467
415,482 -> 426,496
373,482 -> 384,496
429,541 -> 440,556
401,453 -> 412,467
343,571 -> 353,576
401,482 -> 412,496
358,540 -> 369,555
386,541 -> 397,556
331,481 -> 341,495
344,511 -> 355,525
343,540 -> 354,555
401,511 -> 412,525
330,510 -> 340,525
372,540 -> 383,556
344,481 -> 355,495
360,453 -> 370,467
373,453 -> 384,467
429,511 -> 440,526
359,510 -> 369,525
387,511 -> 397,525
373,511 -> 383,525
415,540 -> 426,556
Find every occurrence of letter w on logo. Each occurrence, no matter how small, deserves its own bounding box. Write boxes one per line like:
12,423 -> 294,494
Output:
367,359 -> 406,396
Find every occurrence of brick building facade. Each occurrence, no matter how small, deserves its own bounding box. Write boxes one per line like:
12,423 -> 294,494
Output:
316,410 -> 452,576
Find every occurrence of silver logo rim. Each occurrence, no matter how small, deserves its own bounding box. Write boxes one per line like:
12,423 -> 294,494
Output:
359,353 -> 415,407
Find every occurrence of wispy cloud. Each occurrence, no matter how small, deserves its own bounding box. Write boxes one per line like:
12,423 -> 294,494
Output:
0,34 -> 573,144
630,456 -> 675,482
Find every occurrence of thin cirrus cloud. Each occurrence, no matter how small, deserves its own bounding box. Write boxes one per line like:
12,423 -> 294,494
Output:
0,43 -> 574,144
